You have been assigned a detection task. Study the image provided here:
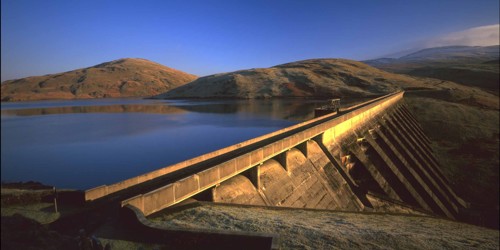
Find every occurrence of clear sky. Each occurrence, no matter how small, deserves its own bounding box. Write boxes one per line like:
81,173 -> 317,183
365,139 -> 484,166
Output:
1,0 -> 499,81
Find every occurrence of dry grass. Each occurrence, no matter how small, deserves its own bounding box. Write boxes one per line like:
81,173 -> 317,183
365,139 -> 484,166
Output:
152,203 -> 499,249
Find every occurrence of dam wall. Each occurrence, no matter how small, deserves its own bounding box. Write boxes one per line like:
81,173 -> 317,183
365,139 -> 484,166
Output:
85,91 -> 467,221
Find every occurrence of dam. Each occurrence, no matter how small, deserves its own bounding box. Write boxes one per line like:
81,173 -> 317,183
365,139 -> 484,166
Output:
82,91 -> 470,248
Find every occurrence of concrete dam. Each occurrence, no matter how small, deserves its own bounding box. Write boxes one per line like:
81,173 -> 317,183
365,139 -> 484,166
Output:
85,91 -> 468,222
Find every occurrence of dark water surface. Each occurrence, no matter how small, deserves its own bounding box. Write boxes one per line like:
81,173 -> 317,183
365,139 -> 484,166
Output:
1,98 -> 337,190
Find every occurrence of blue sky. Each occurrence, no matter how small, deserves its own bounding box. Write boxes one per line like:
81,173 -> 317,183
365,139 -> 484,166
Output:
1,0 -> 499,81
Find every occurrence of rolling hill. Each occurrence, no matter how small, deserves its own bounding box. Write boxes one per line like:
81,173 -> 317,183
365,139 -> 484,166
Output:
1,58 -> 197,102
154,59 -> 404,99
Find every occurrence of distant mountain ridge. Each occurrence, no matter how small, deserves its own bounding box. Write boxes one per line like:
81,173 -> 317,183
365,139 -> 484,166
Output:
364,45 -> 499,93
1,58 -> 197,102
367,45 -> 499,64
399,45 -> 499,61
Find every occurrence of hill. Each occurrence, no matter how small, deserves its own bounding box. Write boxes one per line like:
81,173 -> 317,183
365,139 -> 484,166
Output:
1,58 -> 197,102
364,45 -> 499,94
154,58 -> 497,109
154,59 -> 404,99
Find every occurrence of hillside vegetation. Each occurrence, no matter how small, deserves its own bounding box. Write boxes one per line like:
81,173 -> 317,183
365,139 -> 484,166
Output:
1,58 -> 197,102
155,59 -> 406,99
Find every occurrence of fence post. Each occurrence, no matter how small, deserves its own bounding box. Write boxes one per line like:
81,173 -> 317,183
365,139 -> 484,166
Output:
53,187 -> 58,213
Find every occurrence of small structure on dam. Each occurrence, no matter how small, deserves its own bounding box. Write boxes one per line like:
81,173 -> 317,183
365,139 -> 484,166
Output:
314,98 -> 341,117
83,91 -> 471,248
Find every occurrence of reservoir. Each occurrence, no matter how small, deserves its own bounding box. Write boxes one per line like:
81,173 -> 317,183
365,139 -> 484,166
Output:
1,98 -> 334,190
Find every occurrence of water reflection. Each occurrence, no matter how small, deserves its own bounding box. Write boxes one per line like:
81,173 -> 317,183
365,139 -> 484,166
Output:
167,98 -> 374,121
1,104 -> 186,116
168,99 -> 326,121
1,99 -> 324,122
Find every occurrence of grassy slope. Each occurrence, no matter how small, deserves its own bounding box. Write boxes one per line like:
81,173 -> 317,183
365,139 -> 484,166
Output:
406,65 -> 499,94
405,95 -> 499,208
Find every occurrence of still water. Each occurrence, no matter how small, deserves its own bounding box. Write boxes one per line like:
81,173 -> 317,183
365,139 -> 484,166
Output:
1,98 -> 334,190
